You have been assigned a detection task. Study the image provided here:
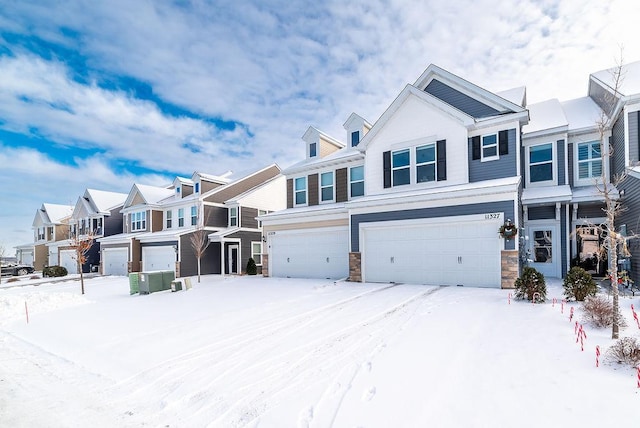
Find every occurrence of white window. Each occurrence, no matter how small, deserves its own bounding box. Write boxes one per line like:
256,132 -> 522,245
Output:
178,208 -> 184,227
229,207 -> 238,227
320,171 -> 334,202
294,177 -> 307,206
416,143 -> 436,183
350,166 -> 364,198
577,141 -> 602,180
191,206 -> 197,226
529,143 -> 554,183
251,241 -> 262,265
166,210 -> 172,228
37,227 -> 45,240
257,209 -> 267,228
131,211 -> 146,231
482,134 -> 498,161
392,149 -> 410,186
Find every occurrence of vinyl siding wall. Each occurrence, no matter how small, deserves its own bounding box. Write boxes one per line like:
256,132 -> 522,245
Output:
104,207 -> 124,236
612,115 -> 626,176
528,206 -> 555,220
226,231 -> 263,274
616,175 -> 640,285
468,129 -> 517,182
179,235 -> 221,276
629,111 -> 639,164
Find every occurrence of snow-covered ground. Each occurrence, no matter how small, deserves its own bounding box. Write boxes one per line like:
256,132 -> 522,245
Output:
1,275 -> 638,427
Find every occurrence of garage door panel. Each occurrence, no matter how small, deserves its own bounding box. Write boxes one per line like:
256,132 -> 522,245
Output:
142,246 -> 176,272
363,218 -> 502,287
270,227 -> 348,280
103,248 -> 128,276
60,250 -> 77,274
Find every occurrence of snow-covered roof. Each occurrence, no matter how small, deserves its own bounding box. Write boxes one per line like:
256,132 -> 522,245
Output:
591,60 -> 640,97
136,227 -> 198,243
193,171 -> 232,184
134,184 -> 174,205
496,86 -> 526,107
560,97 -> 606,133
175,176 -> 194,185
521,185 -> 572,205
522,99 -> 567,136
42,203 -> 74,223
283,146 -> 363,175
86,189 -> 128,213
572,184 -> 619,203
96,232 -> 139,244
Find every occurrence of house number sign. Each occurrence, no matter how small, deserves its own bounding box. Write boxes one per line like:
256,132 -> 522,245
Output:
484,213 -> 501,220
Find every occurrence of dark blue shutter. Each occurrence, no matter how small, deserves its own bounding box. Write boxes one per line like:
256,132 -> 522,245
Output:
499,130 -> 509,155
436,140 -> 446,181
383,151 -> 391,188
471,136 -> 481,160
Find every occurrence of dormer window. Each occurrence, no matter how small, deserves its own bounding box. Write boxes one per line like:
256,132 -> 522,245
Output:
176,187 -> 180,195
195,183 -> 200,193
351,131 -> 360,147
309,142 -> 317,158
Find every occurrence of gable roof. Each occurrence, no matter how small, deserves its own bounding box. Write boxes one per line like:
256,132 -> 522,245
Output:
42,203 -> 73,223
413,64 -> 527,118
85,189 -> 128,213
123,183 -> 174,208
496,86 -> 527,107
591,60 -> 640,97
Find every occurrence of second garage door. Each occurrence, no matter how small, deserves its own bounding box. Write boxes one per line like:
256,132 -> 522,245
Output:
362,215 -> 502,287
59,249 -> 78,274
142,246 -> 176,272
103,247 -> 129,276
269,227 -> 349,279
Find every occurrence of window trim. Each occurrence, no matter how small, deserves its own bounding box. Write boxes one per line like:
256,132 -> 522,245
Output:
309,142 -> 317,158
194,182 -> 200,193
391,148 -> 411,187
229,206 -> 238,227
575,140 -> 603,184
178,208 -> 185,227
526,141 -> 556,186
294,176 -> 307,206
351,130 -> 360,147
481,133 -> 499,162
131,211 -> 147,232
349,165 -> 365,199
319,171 -> 335,203
251,241 -> 263,266
166,210 -> 172,229
416,143 -> 437,183
190,206 -> 197,226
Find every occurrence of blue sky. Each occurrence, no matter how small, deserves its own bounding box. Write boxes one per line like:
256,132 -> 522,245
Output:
1,0 -> 639,252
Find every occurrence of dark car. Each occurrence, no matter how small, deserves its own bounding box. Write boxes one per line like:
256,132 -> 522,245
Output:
1,264 -> 35,276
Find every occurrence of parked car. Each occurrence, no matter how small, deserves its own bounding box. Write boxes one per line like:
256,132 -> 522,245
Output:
1,264 -> 35,276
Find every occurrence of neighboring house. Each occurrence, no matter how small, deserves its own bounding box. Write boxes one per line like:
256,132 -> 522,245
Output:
98,164 -> 284,276
14,243 -> 34,266
57,189 -> 128,274
261,62 -> 640,288
31,203 -> 73,271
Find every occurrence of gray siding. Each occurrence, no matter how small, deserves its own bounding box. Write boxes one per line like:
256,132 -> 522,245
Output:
629,111 -> 639,164
616,175 -> 640,286
204,206 -> 228,228
612,115 -> 626,176
577,203 -> 606,219
557,140 -> 566,185
104,207 -> 124,236
567,143 -> 574,187
180,235 -> 221,276
351,201 -> 516,252
528,206 -> 555,220
589,80 -> 619,116
469,129 -> 517,182
227,230 -> 263,274
424,79 -> 500,118
561,204 -> 567,276
241,207 -> 259,229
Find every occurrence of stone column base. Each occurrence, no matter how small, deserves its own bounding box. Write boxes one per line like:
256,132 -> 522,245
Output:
501,250 -> 519,289
349,252 -> 362,282
262,254 -> 269,277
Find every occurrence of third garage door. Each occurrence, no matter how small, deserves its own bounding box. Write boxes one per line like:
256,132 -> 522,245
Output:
362,215 -> 502,287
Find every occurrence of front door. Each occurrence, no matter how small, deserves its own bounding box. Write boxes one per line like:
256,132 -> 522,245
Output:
528,225 -> 559,278
228,245 -> 239,274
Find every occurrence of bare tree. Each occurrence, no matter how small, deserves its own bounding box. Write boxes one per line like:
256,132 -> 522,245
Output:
70,231 -> 95,295
593,54 -> 634,339
190,209 -> 211,283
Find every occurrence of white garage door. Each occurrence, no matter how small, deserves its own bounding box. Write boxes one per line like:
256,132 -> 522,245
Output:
269,227 -> 349,279
20,251 -> 34,266
103,248 -> 129,276
362,215 -> 503,287
59,249 -> 78,274
142,246 -> 176,272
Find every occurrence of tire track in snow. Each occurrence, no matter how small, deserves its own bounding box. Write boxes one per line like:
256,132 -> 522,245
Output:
145,285 -> 442,426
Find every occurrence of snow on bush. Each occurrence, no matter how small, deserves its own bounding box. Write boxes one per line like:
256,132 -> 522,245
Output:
581,295 -> 627,328
606,337 -> 640,367
563,267 -> 597,301
514,267 -> 546,302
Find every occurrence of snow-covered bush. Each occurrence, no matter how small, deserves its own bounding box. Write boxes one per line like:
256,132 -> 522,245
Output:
563,267 -> 597,301
581,295 -> 627,328
606,337 -> 640,367
514,267 -> 546,302
43,266 -> 68,277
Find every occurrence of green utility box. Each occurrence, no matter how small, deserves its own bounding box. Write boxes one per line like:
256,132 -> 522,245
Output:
138,270 -> 176,294
129,273 -> 140,295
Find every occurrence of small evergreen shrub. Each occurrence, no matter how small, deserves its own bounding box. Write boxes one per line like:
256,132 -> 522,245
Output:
606,337 -> 640,367
246,258 -> 257,275
43,265 -> 68,277
581,295 -> 627,328
563,267 -> 597,301
514,267 -> 546,302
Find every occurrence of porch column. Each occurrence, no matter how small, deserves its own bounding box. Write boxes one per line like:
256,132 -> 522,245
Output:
220,241 -> 225,276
